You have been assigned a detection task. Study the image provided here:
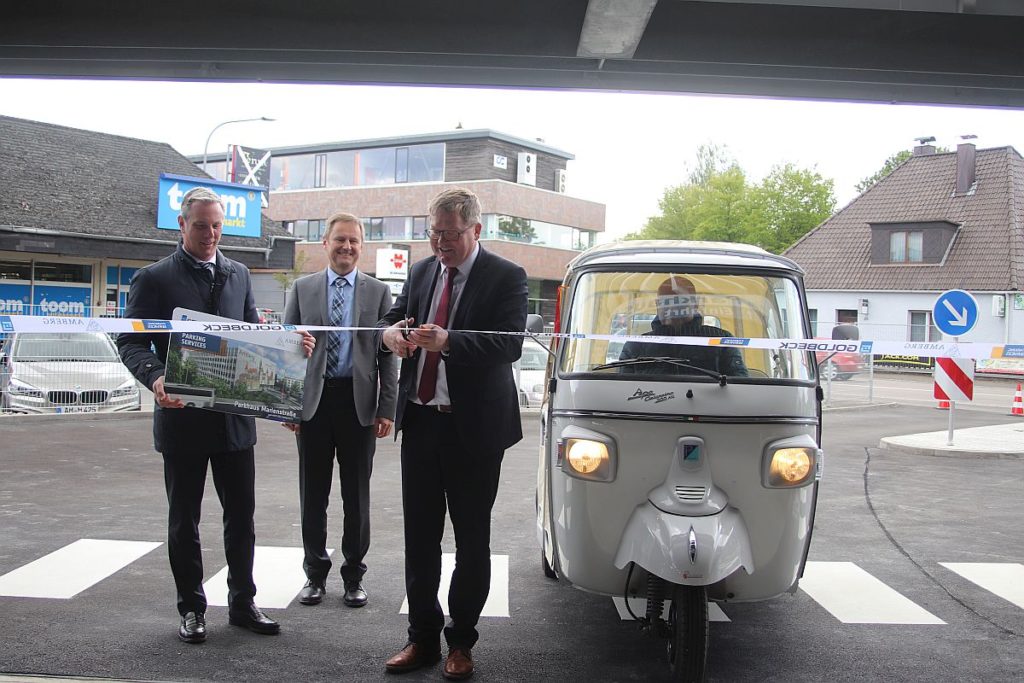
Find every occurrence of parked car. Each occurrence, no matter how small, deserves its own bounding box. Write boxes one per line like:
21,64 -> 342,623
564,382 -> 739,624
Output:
815,339 -> 864,381
516,339 -> 549,408
0,332 -> 141,414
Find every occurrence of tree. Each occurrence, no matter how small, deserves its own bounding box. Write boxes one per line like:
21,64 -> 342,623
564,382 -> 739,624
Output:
855,146 -> 950,193
498,216 -> 537,242
272,250 -> 308,294
631,146 -> 835,253
747,164 -> 835,254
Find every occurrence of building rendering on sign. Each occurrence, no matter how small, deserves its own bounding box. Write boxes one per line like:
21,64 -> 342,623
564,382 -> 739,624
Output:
197,129 -> 606,319
784,141 -> 1024,374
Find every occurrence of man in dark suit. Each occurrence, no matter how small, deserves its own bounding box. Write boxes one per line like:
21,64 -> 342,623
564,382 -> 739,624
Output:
379,187 -> 527,680
118,187 -> 313,644
284,212 -> 397,609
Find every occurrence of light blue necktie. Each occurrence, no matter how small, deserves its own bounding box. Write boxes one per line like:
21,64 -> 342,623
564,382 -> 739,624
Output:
326,278 -> 349,377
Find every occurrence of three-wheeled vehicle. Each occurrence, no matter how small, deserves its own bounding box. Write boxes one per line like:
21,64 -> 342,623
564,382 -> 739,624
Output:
534,241 -> 827,682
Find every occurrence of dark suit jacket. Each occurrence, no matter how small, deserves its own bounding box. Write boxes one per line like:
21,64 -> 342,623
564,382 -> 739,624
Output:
378,246 -> 528,453
619,316 -> 749,377
117,243 -> 259,454
285,268 -> 398,425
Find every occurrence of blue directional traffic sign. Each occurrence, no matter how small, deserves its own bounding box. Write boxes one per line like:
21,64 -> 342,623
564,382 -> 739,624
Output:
933,289 -> 979,337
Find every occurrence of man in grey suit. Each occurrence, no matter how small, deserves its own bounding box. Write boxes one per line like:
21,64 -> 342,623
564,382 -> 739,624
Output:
284,212 -> 398,608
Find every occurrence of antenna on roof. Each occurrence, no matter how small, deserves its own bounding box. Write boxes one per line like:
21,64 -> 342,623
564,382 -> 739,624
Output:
960,134 -> 978,140
914,136 -> 936,145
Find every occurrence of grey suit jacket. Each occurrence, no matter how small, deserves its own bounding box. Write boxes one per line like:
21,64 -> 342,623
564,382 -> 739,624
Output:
285,268 -> 398,425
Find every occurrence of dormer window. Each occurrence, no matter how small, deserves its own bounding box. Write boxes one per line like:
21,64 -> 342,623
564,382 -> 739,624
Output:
870,220 -> 958,265
889,231 -> 923,263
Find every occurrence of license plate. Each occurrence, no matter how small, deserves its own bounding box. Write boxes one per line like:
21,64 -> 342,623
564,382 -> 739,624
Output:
56,406 -> 99,414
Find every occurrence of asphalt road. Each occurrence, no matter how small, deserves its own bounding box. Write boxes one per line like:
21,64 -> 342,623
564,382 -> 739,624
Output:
0,405 -> 1022,682
821,370 -> 1022,413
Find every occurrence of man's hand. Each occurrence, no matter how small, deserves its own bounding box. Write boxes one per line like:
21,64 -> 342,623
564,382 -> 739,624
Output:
408,323 -> 448,353
297,330 -> 316,358
374,417 -> 394,438
382,318 -> 418,358
152,376 -> 185,409
282,422 -> 300,434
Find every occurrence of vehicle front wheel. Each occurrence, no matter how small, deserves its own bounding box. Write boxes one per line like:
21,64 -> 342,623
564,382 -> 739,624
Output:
541,549 -> 557,579
667,585 -> 709,683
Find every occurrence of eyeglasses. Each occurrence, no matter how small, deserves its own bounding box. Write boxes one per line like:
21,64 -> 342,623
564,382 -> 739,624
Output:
427,226 -> 474,241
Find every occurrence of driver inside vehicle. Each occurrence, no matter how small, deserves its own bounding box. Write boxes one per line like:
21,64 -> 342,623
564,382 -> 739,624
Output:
618,275 -> 749,377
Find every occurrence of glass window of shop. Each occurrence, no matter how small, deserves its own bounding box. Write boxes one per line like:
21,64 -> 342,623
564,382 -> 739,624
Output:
35,262 -> 92,283
0,260 -> 31,281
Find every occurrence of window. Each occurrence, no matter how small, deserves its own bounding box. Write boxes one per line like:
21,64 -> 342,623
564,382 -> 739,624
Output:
889,231 -> 923,263
34,262 -> 91,283
358,148 -> 396,186
808,308 -> 818,337
314,154 -> 327,188
272,154 -> 316,190
407,143 -> 445,182
836,309 -> 858,325
395,147 -> 409,183
0,260 -> 31,280
909,311 -> 940,342
326,150 -> 356,187
290,219 -> 325,242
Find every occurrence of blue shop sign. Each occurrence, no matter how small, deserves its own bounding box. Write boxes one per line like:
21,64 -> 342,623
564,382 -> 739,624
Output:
0,283 -> 31,315
157,174 -> 263,238
33,285 -> 92,317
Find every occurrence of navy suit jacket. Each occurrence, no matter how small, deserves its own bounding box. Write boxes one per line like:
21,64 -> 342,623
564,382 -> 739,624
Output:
117,243 -> 259,455
378,246 -> 528,453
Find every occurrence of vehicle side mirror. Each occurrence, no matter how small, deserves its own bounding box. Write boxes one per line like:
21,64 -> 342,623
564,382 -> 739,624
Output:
526,314 -> 545,334
831,324 -> 859,341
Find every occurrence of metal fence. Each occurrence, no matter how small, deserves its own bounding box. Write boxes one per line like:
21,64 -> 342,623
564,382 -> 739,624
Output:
0,331 -> 143,416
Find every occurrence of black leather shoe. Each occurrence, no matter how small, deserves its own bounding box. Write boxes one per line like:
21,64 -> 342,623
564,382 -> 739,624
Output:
298,579 -> 326,605
228,604 -> 280,635
178,611 -> 206,644
343,582 -> 368,608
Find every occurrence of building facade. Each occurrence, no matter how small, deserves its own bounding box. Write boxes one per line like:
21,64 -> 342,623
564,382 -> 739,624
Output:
0,115 -> 294,320
785,142 -> 1024,374
198,130 -> 606,320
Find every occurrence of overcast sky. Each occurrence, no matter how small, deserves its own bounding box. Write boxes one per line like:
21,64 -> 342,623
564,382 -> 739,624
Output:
2,78 -> 1023,239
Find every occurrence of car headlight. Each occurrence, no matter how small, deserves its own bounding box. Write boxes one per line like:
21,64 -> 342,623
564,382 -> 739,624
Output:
9,378 -> 43,396
557,426 -> 616,482
762,437 -> 820,488
111,379 -> 139,397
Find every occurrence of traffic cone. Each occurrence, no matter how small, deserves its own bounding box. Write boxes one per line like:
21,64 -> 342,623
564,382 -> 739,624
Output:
936,398 -> 950,410
1012,384 -> 1024,416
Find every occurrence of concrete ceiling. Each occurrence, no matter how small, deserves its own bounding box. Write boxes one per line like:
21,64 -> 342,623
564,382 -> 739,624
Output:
3,1 -> 1024,107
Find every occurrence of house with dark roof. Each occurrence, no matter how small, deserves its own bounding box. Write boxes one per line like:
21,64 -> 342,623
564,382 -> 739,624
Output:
784,142 -> 1023,372
0,115 -> 293,318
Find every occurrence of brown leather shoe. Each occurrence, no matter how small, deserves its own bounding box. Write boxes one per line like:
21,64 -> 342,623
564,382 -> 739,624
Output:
443,648 -> 474,680
385,642 -> 441,674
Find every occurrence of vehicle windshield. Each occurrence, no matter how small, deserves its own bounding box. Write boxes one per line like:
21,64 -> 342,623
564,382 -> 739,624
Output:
559,270 -> 814,382
519,342 -> 548,371
12,333 -> 119,362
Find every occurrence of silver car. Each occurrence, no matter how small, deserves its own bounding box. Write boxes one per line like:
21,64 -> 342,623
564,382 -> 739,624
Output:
0,332 -> 141,414
515,339 -> 548,408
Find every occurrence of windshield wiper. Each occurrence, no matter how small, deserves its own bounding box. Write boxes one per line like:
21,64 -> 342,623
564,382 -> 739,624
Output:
593,357 -> 728,386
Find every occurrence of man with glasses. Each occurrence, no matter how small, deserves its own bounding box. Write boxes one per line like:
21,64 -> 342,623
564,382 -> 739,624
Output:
619,275 -> 748,377
378,187 -> 528,680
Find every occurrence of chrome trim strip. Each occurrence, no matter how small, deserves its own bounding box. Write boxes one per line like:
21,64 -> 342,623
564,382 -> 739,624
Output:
551,409 -> 818,425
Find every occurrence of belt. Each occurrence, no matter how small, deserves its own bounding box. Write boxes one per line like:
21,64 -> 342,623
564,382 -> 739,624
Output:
412,401 -> 453,414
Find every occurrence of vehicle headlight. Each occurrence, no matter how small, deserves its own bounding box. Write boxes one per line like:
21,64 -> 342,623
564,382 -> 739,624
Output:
762,437 -> 820,488
557,426 -> 616,482
9,378 -> 43,397
111,379 -> 139,397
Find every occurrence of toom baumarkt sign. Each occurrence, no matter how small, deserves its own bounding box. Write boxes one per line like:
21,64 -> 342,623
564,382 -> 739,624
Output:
0,283 -> 91,317
157,174 -> 263,238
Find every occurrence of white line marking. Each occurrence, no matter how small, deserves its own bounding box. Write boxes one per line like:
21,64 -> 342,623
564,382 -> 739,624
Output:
205,546 -> 331,609
400,554 -> 509,618
800,561 -> 945,624
613,596 -> 730,622
0,539 -> 161,599
940,563 -> 1024,609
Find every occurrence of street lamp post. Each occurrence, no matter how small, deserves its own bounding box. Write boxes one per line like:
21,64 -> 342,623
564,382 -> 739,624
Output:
202,116 -> 275,178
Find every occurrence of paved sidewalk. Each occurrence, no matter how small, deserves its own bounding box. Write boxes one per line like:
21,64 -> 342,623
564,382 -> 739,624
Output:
880,420 -> 1024,458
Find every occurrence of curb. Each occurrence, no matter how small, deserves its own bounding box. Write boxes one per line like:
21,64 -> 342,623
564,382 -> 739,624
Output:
0,410 -> 152,425
878,438 -> 1024,460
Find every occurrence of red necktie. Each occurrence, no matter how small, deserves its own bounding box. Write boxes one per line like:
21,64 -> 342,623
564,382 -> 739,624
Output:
417,267 -> 457,404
